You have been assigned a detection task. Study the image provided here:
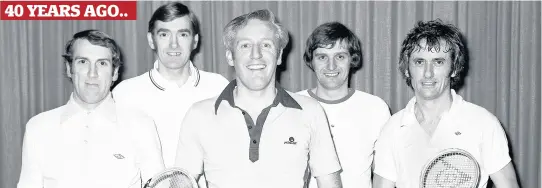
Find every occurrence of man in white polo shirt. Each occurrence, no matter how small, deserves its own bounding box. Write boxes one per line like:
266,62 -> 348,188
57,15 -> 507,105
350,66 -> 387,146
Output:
17,30 -> 165,188
112,2 -> 229,171
175,9 -> 342,188
297,22 -> 391,188
372,19 -> 520,188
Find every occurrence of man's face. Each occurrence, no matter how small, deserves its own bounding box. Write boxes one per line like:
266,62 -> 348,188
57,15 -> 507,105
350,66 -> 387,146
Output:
147,16 -> 199,70
312,40 -> 351,90
66,39 -> 118,105
407,39 -> 455,101
226,19 -> 282,91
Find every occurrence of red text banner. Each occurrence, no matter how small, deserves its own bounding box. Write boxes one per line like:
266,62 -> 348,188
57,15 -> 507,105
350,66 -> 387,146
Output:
0,1 -> 137,20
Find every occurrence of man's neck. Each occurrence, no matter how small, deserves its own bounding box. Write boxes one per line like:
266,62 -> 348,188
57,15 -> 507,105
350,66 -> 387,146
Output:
415,90 -> 453,120
156,61 -> 191,87
313,83 -> 349,101
72,93 -> 107,111
234,81 -> 277,111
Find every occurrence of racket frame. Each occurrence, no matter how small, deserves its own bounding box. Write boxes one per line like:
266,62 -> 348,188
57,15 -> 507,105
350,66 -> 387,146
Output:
419,148 -> 481,188
143,167 -> 198,188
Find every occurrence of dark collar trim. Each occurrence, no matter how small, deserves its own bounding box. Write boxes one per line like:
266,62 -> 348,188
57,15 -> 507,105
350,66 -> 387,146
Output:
214,80 -> 302,114
149,71 -> 165,91
148,66 -> 201,91
307,88 -> 355,104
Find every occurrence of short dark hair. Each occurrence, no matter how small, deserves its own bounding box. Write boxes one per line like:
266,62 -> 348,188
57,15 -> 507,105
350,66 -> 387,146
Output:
222,9 -> 289,54
62,29 -> 122,69
148,2 -> 200,36
303,22 -> 362,70
399,19 -> 468,88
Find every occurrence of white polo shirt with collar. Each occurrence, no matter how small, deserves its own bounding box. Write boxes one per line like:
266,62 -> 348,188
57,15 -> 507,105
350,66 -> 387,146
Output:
373,90 -> 512,188
175,80 -> 342,188
17,93 -> 164,188
298,88 -> 391,188
112,60 -> 229,168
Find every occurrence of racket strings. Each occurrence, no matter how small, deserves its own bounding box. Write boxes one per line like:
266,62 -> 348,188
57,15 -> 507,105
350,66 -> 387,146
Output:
422,152 -> 480,188
147,171 -> 196,188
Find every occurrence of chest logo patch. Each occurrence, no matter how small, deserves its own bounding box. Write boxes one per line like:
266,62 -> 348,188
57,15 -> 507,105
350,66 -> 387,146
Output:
113,154 -> 125,159
284,137 -> 297,145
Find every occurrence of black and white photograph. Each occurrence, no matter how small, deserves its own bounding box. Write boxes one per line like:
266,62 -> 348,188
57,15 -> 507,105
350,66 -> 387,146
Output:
0,1 -> 540,188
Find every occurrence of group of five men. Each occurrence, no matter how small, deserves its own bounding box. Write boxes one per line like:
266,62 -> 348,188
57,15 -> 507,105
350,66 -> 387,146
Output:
17,2 -> 519,188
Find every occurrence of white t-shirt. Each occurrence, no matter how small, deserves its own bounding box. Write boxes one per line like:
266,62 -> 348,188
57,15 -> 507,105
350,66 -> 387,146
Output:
17,93 -> 164,188
298,88 -> 391,188
373,90 -> 512,188
112,61 -> 229,168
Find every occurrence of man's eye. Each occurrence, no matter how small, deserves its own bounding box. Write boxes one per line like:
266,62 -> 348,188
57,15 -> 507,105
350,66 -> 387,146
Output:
240,44 -> 251,48
98,61 -> 109,66
435,60 -> 445,65
336,55 -> 345,60
316,55 -> 327,60
180,33 -> 189,37
262,43 -> 272,48
158,33 -> 168,37
76,59 -> 88,64
414,60 -> 424,65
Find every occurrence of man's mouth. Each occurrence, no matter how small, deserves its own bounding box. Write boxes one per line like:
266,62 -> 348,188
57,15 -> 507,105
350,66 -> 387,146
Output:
85,83 -> 99,88
247,64 -> 266,70
85,82 -> 100,86
166,52 -> 182,56
421,81 -> 436,86
323,72 -> 339,77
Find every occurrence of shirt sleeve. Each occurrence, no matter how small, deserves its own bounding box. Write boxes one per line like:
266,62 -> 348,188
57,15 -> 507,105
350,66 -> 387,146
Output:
480,115 -> 512,174
17,118 -> 44,188
174,105 -> 204,178
373,117 -> 398,182
133,114 -> 165,184
307,102 -> 341,177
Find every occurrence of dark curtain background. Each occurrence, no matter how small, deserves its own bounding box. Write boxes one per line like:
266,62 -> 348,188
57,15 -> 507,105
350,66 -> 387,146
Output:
1,1 -> 540,188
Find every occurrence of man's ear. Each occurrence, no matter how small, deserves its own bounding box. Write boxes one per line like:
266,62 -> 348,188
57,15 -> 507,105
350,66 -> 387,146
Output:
112,66 -> 120,82
65,62 -> 72,78
404,70 -> 410,78
147,32 -> 155,50
226,50 -> 234,66
192,34 -> 199,50
276,49 -> 284,66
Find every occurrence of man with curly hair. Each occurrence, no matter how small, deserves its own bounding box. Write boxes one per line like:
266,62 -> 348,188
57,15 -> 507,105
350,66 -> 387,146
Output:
372,19 -> 519,188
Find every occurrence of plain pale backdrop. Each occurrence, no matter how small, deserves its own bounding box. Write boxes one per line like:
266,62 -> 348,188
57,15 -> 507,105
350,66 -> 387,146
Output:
0,1 -> 540,188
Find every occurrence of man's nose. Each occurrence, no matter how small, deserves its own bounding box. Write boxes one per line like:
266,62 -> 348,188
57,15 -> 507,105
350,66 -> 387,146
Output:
169,35 -> 179,48
423,63 -> 434,78
88,63 -> 98,78
250,45 -> 262,60
327,59 -> 337,70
